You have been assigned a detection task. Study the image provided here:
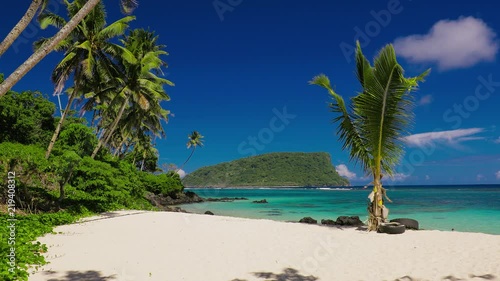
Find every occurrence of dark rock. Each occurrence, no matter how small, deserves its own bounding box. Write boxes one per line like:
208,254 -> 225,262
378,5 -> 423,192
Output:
321,219 -> 336,226
145,191 -> 203,211
252,199 -> 268,204
299,217 -> 317,224
335,216 -> 364,226
204,211 -> 214,215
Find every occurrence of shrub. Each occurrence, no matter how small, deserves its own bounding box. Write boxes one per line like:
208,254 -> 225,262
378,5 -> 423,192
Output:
0,90 -> 55,147
54,123 -> 97,157
140,172 -> 184,197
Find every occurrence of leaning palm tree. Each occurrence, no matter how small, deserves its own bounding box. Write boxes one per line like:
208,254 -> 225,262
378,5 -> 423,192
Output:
310,42 -> 429,231
177,131 -> 204,173
0,0 -> 139,97
90,29 -> 173,158
38,0 -> 135,159
0,0 -> 49,56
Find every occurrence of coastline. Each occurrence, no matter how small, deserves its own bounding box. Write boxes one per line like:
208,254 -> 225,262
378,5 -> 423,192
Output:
179,186 -> 500,235
184,185 -> 352,189
29,210 -> 500,281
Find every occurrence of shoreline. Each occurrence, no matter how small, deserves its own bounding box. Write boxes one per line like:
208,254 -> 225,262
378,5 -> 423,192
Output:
184,186 -> 353,190
29,210 -> 500,281
185,184 -> 500,189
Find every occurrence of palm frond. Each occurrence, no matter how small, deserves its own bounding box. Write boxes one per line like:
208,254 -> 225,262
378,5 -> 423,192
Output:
309,74 -> 371,172
353,43 -> 429,175
98,16 -> 136,41
38,12 -> 66,29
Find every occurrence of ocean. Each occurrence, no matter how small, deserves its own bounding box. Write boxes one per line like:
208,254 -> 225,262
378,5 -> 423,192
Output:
179,185 -> 500,235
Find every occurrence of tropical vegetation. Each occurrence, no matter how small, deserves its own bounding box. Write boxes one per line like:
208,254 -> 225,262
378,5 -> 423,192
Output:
0,2 -> 186,280
182,152 -> 349,187
0,0 -> 138,97
310,42 -> 429,231
0,84 -> 182,281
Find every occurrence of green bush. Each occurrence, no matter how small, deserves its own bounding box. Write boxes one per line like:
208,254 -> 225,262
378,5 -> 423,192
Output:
140,172 -> 184,197
0,143 -> 57,211
0,90 -> 55,147
54,123 -> 98,157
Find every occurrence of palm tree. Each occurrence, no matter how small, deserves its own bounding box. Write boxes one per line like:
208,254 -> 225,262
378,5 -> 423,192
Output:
0,0 -> 139,97
39,0 -> 135,159
310,42 -> 429,231
0,0 -> 49,56
177,131 -> 204,173
90,29 -> 173,158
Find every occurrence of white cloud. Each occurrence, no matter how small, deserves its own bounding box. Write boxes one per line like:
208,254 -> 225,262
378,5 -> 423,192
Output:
394,17 -> 498,70
402,128 -> 484,147
176,169 -> 187,179
425,175 -> 430,180
335,164 -> 357,180
417,94 -> 433,106
494,137 -> 500,144
496,171 -> 500,179
477,174 -> 484,181
389,173 -> 409,182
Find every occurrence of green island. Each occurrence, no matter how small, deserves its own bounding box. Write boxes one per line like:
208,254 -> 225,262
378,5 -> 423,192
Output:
183,152 -> 349,187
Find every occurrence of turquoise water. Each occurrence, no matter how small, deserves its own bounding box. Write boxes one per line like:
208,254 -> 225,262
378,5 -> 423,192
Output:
180,185 -> 500,235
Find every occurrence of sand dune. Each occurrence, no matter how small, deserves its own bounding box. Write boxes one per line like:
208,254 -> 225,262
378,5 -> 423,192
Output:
29,211 -> 500,281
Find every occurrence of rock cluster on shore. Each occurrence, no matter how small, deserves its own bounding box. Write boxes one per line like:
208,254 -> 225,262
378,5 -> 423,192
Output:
298,216 -> 364,226
146,191 -> 365,229
299,217 -> 317,224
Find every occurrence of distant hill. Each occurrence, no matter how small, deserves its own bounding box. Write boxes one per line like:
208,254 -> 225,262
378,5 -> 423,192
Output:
182,152 -> 350,188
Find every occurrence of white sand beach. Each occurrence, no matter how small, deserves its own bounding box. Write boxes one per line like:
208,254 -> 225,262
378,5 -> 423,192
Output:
29,211 -> 500,281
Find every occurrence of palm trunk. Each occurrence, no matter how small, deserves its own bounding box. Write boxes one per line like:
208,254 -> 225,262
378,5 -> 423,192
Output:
140,150 -> 146,171
0,0 -> 43,57
45,87 -> 78,159
90,109 -> 97,128
114,139 -> 126,156
91,96 -> 128,159
120,141 -> 132,158
0,0 -> 101,97
175,147 -> 195,175
58,167 -> 74,204
368,173 -> 384,231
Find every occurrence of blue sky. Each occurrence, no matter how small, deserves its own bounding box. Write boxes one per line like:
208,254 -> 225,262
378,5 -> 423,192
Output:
1,0 -> 500,185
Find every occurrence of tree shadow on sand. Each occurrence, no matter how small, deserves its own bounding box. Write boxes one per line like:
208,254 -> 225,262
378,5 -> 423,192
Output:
41,270 -> 116,281
231,268 -> 318,281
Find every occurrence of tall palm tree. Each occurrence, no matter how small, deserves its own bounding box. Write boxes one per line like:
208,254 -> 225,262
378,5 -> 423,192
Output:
39,0 -> 135,159
310,42 -> 429,231
177,131 -> 204,173
0,0 -> 49,56
0,0 -> 139,97
90,29 -> 173,158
